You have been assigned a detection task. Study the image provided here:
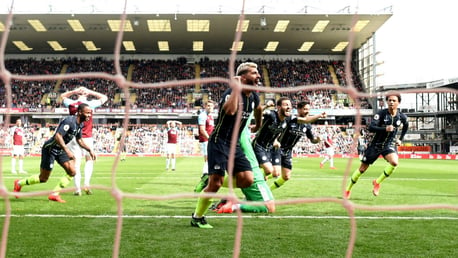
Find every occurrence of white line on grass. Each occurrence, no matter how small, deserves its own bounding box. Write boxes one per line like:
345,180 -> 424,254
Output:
2,214 -> 457,220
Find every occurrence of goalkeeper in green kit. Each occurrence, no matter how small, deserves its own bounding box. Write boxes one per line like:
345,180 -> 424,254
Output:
215,116 -> 275,213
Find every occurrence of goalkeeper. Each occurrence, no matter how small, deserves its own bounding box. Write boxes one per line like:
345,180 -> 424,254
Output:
216,119 -> 275,213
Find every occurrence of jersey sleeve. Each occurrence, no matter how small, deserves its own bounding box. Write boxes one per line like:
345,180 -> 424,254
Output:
62,98 -> 75,108
86,99 -> 104,109
399,113 -> 409,141
305,124 -> 315,141
197,112 -> 206,125
220,89 -> 231,106
254,93 -> 260,108
55,117 -> 73,137
368,110 -> 386,132
263,109 -> 275,121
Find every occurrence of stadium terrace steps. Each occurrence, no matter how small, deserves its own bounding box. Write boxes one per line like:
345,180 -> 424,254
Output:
54,64 -> 68,93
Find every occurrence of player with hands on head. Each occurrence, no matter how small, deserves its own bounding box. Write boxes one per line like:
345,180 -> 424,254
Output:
61,86 -> 108,196
10,118 -> 28,174
165,120 -> 182,171
345,94 -> 408,199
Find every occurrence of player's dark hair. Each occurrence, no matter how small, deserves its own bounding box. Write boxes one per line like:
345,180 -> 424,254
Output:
276,97 -> 290,107
385,94 -> 401,103
297,101 -> 311,109
77,103 -> 89,112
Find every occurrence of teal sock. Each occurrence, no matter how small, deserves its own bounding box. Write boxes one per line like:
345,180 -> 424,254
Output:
240,204 -> 268,213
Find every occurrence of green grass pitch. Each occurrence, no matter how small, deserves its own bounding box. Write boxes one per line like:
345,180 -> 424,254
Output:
1,156 -> 457,257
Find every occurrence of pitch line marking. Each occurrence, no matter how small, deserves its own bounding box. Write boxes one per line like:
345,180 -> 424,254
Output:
2,214 -> 457,220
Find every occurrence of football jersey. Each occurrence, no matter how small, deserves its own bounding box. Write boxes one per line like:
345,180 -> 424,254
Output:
324,135 -> 333,148
252,109 -> 287,148
210,88 -> 260,144
42,116 -> 83,151
278,117 -> 315,152
197,110 -> 214,143
11,126 -> 24,146
63,98 -> 103,138
167,127 -> 179,144
367,108 -> 409,147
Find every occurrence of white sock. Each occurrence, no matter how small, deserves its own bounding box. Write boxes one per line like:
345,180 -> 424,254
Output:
321,157 -> 329,164
74,157 -> 82,191
203,161 -> 208,174
84,160 -> 94,187
172,158 -> 176,170
19,159 -> 24,171
11,158 -> 16,172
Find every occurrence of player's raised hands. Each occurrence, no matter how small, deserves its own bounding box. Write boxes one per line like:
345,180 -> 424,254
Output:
231,76 -> 243,94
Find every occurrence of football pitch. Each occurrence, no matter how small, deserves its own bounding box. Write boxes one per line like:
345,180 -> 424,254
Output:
1,156 -> 457,257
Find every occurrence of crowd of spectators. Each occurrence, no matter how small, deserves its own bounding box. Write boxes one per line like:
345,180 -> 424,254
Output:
198,58 -> 267,103
130,58 -> 194,109
1,57 -> 365,110
1,57 -> 370,157
290,125 -> 356,156
1,122 -> 360,157
266,59 -> 366,109
1,58 -> 62,108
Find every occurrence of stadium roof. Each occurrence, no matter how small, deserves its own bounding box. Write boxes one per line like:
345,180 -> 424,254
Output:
0,0 -> 393,55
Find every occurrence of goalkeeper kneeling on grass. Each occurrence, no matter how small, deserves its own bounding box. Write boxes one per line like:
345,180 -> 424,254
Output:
215,120 -> 275,214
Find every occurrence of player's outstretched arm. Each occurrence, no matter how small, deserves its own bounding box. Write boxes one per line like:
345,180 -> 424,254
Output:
297,112 -> 326,124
